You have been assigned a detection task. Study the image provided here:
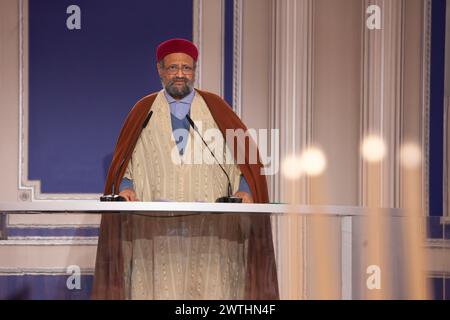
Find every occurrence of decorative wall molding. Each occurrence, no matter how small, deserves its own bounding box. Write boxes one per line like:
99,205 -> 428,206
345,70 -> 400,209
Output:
422,0 -> 431,217
233,0 -> 243,118
444,0 -> 450,217
18,0 -> 102,201
7,223 -> 100,229
269,0 -> 314,300
193,0 -> 203,88
0,214 -> 6,240
17,0 -> 34,202
0,267 -> 95,276
360,0 -> 405,208
270,0 -> 313,204
220,0 -> 225,99
359,0 -> 431,213
18,0 -> 206,201
425,239 -> 450,276
0,239 -> 98,246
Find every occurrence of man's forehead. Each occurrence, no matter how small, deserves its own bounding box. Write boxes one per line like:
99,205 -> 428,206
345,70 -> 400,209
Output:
163,52 -> 194,65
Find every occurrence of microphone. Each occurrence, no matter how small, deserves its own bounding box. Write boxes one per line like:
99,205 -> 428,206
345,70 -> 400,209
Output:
100,110 -> 154,202
186,115 -> 242,203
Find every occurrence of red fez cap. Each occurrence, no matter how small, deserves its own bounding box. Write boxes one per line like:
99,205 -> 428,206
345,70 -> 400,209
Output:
156,38 -> 199,62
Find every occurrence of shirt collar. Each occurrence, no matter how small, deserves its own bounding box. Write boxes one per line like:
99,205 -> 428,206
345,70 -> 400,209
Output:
164,89 -> 195,120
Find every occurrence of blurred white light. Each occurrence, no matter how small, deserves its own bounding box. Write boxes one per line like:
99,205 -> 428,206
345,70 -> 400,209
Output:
400,143 -> 422,169
281,155 -> 303,180
361,135 -> 386,163
300,147 -> 327,177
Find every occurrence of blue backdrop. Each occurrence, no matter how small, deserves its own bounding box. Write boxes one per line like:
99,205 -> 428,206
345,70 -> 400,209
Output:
28,0 -> 193,193
429,0 -> 446,217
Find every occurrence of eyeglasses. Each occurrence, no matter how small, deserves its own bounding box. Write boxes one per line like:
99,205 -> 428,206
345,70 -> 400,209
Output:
165,64 -> 194,75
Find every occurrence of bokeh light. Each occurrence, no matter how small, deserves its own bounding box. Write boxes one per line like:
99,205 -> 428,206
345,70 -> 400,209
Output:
400,143 -> 422,169
281,154 -> 303,180
300,147 -> 327,177
361,135 -> 386,163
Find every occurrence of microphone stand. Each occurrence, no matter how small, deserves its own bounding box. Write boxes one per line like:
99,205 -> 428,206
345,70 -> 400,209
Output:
186,115 -> 242,203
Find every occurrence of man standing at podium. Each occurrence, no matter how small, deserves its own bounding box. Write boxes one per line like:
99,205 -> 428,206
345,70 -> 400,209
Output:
92,38 -> 279,300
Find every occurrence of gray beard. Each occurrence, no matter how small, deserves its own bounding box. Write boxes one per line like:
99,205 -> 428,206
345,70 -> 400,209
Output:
164,78 -> 194,100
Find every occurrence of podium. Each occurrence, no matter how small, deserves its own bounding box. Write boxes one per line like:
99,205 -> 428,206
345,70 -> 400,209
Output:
0,201 -> 446,300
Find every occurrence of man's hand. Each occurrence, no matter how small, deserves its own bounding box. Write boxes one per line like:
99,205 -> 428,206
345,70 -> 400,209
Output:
234,192 -> 253,203
119,188 -> 139,202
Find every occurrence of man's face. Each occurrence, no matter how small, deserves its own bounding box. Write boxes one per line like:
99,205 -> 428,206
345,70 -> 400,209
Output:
157,52 -> 196,100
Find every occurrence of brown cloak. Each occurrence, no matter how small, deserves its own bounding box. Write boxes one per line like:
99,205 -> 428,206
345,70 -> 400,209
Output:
92,89 -> 279,299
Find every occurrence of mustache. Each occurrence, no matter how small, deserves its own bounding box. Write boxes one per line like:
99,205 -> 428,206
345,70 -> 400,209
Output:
168,77 -> 189,85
